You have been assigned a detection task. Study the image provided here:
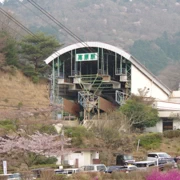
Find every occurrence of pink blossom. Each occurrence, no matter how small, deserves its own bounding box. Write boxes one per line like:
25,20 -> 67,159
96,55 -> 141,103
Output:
0,132 -> 71,156
147,170 -> 180,180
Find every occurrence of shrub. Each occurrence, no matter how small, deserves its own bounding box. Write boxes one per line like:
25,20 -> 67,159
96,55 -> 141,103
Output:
32,75 -> 39,84
0,119 -> 16,131
22,65 -> 39,83
34,156 -> 57,165
146,170 -> 180,180
39,125 -> 57,135
39,169 -> 54,180
138,133 -> 162,150
17,102 -> 23,109
71,172 -> 102,180
20,171 -> 35,180
54,174 -> 69,180
64,126 -> 93,147
22,65 -> 37,77
163,130 -> 180,138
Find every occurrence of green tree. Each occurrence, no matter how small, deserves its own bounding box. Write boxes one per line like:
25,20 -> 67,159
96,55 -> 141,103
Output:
120,95 -> 159,129
19,32 -> 61,76
5,37 -> 18,67
0,31 -> 18,67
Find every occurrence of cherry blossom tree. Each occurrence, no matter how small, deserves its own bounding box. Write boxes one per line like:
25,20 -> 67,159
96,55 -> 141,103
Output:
0,131 -> 71,157
0,131 -> 71,167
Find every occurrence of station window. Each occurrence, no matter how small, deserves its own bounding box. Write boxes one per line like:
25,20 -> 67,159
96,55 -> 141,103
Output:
163,118 -> 173,131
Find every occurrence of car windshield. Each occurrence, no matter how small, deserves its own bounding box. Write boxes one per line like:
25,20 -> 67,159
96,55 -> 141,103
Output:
124,155 -> 133,160
159,153 -> 171,158
136,163 -> 147,167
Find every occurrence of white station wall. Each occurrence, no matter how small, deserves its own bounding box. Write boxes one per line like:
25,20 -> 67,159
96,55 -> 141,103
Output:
131,65 -> 169,101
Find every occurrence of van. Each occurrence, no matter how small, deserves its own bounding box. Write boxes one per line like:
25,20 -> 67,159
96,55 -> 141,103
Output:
147,152 -> 177,168
116,154 -> 135,165
79,164 -> 107,172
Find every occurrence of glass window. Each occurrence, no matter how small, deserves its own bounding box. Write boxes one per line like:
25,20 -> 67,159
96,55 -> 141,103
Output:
158,153 -> 171,158
163,118 -> 173,131
85,166 -> 94,171
136,163 -> 146,167
148,154 -> 156,157
97,165 -> 106,171
124,155 -> 133,160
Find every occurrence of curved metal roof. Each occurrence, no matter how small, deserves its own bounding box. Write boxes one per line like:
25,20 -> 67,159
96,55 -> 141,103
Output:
44,41 -> 171,96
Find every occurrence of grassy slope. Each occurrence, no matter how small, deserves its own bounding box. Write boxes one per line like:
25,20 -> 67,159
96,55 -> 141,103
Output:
0,69 -> 50,120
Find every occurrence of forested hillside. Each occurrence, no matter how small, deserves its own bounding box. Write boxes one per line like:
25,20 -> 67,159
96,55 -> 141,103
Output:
1,0 -> 180,89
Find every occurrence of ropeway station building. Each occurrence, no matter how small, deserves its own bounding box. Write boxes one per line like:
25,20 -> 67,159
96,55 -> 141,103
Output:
44,41 -> 180,133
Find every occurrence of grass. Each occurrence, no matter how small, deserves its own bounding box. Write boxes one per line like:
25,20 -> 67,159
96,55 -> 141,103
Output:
0,70 -> 49,108
0,70 -> 49,120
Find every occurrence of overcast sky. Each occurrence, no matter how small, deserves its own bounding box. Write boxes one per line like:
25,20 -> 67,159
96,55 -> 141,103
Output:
0,0 -> 23,4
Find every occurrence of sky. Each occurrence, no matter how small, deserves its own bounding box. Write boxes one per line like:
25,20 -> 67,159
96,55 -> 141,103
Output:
0,0 -> 23,4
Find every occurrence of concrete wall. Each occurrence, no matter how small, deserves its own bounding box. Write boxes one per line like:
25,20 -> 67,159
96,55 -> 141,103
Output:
145,120 -> 163,133
83,152 -> 91,165
131,66 -> 169,100
154,101 -> 180,111
57,151 -> 99,167
173,119 -> 180,130
91,152 -> 99,159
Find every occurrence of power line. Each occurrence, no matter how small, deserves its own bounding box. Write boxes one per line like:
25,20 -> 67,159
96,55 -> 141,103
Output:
26,0 -> 93,52
0,7 -> 63,63
18,0 -> 60,34
0,16 -> 24,38
0,7 -> 36,37
17,1 -> 94,62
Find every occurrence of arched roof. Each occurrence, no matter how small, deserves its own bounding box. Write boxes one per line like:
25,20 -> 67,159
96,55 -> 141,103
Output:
44,41 -> 171,96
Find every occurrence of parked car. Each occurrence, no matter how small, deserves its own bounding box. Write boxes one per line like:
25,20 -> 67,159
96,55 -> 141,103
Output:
106,166 -> 128,173
134,161 -> 156,171
0,173 -> 21,180
147,152 -> 177,168
79,164 -> 107,172
55,168 -> 79,176
116,154 -> 135,166
125,165 -> 138,173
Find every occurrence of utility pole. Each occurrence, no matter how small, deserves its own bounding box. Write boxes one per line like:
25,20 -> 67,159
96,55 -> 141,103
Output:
61,129 -> 64,165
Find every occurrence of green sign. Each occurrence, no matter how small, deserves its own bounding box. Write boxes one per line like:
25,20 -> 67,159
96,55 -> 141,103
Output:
76,53 -> 98,61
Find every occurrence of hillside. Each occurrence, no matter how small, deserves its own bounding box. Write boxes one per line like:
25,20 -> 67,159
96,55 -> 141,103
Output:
1,0 -> 180,89
1,0 -> 180,50
0,68 -> 50,120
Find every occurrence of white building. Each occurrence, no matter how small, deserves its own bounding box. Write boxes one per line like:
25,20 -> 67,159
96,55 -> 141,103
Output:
44,41 -> 180,133
56,149 -> 100,168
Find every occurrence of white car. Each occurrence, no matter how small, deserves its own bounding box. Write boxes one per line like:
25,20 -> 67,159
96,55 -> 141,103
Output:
147,152 -> 177,168
79,164 -> 107,172
134,161 -> 156,171
55,168 -> 79,176
125,165 -> 138,173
